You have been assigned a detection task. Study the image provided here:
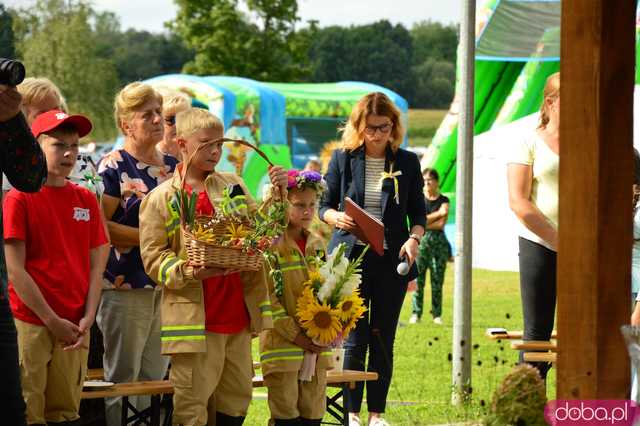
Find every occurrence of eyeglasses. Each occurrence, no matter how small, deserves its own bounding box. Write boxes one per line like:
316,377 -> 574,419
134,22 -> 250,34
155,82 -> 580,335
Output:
364,123 -> 392,136
164,116 -> 176,126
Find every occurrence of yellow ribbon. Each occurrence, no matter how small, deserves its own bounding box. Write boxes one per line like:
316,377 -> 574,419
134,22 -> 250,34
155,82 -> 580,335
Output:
379,163 -> 402,205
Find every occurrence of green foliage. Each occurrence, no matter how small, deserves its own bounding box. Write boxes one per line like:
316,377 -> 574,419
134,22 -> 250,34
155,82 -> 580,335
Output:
172,0 -> 314,81
484,364 -> 548,426
93,11 -> 194,85
412,58 -> 456,109
411,20 -> 458,65
409,21 -> 458,108
307,19 -> 457,109
13,0 -> 119,140
0,5 -> 16,59
173,189 -> 198,227
309,21 -> 414,98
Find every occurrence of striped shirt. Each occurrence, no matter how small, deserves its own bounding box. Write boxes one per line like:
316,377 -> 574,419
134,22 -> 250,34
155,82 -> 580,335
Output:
364,156 -> 385,220
358,156 -> 387,248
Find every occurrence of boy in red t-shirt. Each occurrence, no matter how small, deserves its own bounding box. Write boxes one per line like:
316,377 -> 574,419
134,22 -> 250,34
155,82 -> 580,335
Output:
3,109 -> 110,425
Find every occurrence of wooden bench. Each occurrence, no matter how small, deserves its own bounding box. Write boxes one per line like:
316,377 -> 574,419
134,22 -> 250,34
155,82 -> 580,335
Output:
485,328 -> 557,340
510,340 -> 557,368
486,330 -> 559,369
86,362 -> 263,382
82,369 -> 378,426
509,340 -> 557,352
523,352 -> 557,364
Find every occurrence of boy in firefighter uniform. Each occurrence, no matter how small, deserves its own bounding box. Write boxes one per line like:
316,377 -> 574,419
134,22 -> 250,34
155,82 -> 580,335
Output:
139,108 -> 287,426
260,170 -> 334,426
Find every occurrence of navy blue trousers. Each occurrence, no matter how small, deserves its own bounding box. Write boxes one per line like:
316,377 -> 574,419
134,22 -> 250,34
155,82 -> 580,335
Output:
343,245 -> 408,413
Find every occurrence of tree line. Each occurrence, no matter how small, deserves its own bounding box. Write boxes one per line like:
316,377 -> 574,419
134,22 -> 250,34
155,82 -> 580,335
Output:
2,0 -> 457,140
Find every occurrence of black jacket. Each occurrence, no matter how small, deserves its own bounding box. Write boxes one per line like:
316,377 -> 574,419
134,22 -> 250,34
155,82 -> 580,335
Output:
319,145 -> 426,280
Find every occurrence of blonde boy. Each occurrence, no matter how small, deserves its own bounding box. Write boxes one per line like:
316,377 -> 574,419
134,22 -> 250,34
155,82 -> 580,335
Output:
139,108 -> 287,426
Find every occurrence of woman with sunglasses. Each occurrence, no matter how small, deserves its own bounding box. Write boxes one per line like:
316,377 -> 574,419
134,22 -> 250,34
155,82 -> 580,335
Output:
156,88 -> 191,161
319,92 -> 426,426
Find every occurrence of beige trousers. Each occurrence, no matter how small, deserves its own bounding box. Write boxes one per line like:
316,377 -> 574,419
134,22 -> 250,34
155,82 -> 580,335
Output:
264,369 -> 327,421
15,318 -> 89,424
169,329 -> 254,426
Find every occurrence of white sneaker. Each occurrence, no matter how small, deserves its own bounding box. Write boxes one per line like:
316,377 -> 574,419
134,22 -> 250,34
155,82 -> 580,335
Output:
409,314 -> 420,324
369,417 -> 390,426
349,414 -> 362,426
433,317 -> 443,325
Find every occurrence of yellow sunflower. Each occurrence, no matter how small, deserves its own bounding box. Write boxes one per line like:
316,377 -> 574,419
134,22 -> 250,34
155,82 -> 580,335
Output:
298,299 -> 342,345
336,293 -> 366,322
304,269 -> 325,291
296,286 -> 316,315
340,294 -> 367,336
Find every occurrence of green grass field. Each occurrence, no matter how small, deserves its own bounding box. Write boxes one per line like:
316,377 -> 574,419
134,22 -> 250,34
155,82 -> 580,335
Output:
408,109 -> 448,148
244,268 -> 556,425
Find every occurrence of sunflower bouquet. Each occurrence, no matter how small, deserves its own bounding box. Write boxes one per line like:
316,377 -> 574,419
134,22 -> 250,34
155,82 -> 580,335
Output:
296,243 -> 368,347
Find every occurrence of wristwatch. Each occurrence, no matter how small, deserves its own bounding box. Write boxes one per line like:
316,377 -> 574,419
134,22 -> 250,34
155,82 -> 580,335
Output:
409,233 -> 422,243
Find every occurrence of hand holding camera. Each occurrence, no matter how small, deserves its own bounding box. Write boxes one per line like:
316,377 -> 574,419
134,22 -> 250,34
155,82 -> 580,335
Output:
0,58 -> 26,122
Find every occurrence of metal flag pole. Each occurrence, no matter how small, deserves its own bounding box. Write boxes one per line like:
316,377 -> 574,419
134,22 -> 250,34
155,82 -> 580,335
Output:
451,0 -> 475,405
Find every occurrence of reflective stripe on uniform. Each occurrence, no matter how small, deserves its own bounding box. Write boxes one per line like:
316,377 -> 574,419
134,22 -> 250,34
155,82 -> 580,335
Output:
278,261 -> 306,272
159,256 -> 182,285
260,348 -> 304,363
165,216 -> 180,236
259,301 -> 272,317
275,251 -> 306,272
161,325 -> 205,342
272,308 -> 287,319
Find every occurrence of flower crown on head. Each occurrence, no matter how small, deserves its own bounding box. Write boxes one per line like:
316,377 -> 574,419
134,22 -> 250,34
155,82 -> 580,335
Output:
287,169 -> 325,193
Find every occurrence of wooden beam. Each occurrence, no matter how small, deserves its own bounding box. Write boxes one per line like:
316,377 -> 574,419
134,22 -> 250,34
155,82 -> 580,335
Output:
558,1 -> 635,398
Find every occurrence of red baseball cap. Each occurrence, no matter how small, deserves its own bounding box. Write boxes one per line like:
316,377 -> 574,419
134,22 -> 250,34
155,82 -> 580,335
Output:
31,109 -> 92,139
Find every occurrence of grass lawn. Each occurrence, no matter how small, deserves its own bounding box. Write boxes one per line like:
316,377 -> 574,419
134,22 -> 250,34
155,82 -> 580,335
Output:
244,267 -> 556,425
408,109 -> 448,148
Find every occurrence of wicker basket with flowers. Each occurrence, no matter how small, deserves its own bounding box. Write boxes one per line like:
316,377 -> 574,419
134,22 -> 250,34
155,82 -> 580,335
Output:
175,138 -> 286,271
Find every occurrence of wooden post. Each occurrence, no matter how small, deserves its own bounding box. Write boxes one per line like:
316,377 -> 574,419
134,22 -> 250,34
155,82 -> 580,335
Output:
558,1 -> 635,398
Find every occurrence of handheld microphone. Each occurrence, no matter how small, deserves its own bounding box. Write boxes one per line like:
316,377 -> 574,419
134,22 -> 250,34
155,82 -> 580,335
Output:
396,255 -> 410,276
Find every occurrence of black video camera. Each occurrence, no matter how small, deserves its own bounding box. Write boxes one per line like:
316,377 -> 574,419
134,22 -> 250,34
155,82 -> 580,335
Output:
0,58 -> 26,86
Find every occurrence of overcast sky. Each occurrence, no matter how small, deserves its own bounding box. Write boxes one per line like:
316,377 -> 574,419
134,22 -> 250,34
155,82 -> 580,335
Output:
5,0 -> 460,33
